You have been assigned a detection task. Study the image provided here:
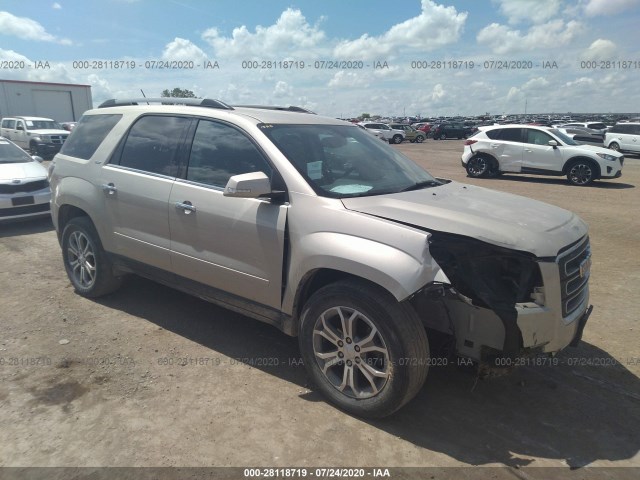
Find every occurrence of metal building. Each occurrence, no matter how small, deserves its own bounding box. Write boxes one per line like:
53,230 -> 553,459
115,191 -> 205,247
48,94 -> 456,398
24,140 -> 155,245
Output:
0,79 -> 92,122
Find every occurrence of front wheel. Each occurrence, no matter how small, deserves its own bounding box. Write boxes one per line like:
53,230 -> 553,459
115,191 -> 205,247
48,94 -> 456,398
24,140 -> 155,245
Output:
415,135 -> 425,143
299,281 -> 429,418
439,133 -> 447,140
62,217 -> 122,297
466,155 -> 491,178
392,135 -> 403,144
567,160 -> 596,186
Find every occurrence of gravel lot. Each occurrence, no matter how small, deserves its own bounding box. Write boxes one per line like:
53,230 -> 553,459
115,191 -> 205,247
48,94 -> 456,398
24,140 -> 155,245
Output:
1,140 -> 638,471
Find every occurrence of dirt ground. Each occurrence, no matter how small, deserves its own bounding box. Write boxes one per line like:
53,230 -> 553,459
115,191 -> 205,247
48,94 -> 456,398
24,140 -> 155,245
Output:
0,140 -> 639,472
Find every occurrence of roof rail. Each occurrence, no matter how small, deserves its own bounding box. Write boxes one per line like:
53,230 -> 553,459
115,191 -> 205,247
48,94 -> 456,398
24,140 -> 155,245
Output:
234,105 -> 316,114
98,98 -> 234,110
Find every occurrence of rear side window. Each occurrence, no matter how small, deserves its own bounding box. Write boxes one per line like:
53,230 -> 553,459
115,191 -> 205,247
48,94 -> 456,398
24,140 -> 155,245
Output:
610,124 -> 630,134
60,114 -> 122,160
485,129 -> 502,140
497,128 -> 523,142
586,123 -> 606,130
186,119 -> 272,188
118,115 -> 191,177
2,119 -> 16,129
630,124 -> 640,135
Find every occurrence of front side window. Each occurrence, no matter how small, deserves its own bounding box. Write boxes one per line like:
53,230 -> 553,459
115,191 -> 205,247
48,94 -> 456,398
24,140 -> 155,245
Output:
60,114 -> 122,160
25,120 -> 61,130
525,129 -> 554,146
186,120 -> 272,188
118,115 -> 190,177
262,124 -> 439,198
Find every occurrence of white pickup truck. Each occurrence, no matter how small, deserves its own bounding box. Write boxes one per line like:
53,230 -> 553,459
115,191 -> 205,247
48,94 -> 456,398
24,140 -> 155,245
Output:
0,116 -> 69,159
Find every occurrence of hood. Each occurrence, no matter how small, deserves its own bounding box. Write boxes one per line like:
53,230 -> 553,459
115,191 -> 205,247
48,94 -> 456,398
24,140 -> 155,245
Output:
0,161 -> 48,182
564,143 -> 623,158
28,129 -> 69,136
341,181 -> 588,257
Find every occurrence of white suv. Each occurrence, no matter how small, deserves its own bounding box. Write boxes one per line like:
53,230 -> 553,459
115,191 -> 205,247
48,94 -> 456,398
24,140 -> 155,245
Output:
359,122 -> 405,144
605,122 -> 640,154
0,116 -> 69,159
462,125 -> 624,186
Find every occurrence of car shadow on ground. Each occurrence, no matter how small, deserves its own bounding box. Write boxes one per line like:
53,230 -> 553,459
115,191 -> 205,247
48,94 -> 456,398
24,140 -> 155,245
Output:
480,175 -> 635,189
97,275 -> 640,469
0,216 -> 53,238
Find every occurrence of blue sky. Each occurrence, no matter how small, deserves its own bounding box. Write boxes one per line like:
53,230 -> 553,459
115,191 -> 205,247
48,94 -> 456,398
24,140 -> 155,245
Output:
1,0 -> 639,117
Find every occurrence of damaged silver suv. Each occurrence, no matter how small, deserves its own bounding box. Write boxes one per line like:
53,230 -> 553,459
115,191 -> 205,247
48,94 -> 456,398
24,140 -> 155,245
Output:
50,98 -> 593,418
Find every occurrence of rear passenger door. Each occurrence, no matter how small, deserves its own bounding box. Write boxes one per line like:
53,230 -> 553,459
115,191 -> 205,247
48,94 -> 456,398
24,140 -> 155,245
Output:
168,119 -> 287,310
101,115 -> 191,272
486,128 -> 523,172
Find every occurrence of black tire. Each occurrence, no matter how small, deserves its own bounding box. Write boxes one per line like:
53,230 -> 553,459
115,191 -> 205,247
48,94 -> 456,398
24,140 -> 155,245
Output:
466,154 -> 491,178
415,135 -> 424,143
608,142 -> 620,152
299,280 -> 429,418
29,142 -> 39,156
392,135 -> 403,144
439,133 -> 447,140
566,159 -> 596,186
61,217 -> 122,297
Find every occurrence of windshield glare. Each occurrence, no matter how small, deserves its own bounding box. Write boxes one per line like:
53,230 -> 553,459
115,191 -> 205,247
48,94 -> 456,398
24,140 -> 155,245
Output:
0,140 -> 33,163
549,129 -> 579,146
261,124 -> 438,198
26,121 -> 61,130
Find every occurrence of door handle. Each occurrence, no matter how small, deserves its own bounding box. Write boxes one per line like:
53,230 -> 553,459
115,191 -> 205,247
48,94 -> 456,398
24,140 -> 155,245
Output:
490,143 -> 499,148
525,149 -> 533,152
102,183 -> 117,195
175,201 -> 196,214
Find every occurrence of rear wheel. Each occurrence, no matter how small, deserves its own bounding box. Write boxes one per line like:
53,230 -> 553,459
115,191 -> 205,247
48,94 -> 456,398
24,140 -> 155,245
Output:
415,135 -> 424,143
608,142 -> 620,152
566,159 -> 596,186
62,217 -> 122,297
439,133 -> 447,140
299,280 -> 429,418
392,135 -> 403,144
466,155 -> 491,178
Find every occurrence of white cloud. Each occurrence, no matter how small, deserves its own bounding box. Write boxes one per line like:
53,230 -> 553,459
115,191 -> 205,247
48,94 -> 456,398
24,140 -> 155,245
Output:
584,0 -> 639,16
580,39 -> 618,60
273,81 -> 293,98
477,19 -> 582,54
52,2 -> 62,9
162,37 -> 208,63
521,77 -> 550,91
0,11 -> 72,44
87,74 -> 114,103
202,8 -> 325,58
333,0 -> 467,60
328,71 -> 369,88
494,0 -> 562,24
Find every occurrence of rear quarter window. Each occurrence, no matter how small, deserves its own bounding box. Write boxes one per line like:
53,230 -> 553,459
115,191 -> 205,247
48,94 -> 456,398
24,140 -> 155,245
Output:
60,114 -> 122,160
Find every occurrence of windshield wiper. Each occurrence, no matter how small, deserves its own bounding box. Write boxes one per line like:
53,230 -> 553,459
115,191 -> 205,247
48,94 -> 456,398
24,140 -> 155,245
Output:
399,180 -> 442,192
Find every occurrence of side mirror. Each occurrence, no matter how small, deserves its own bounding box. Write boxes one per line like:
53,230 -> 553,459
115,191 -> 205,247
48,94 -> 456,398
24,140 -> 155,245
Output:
548,140 -> 558,148
224,171 -> 272,198
16,125 -> 24,131
32,156 -> 44,163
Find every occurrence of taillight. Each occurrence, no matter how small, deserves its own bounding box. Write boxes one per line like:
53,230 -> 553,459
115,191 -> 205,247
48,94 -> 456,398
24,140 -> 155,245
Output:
464,139 -> 478,146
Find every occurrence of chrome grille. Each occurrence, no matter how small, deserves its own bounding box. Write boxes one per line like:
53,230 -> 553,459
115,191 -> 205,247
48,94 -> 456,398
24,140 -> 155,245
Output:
50,135 -> 68,144
557,236 -> 590,318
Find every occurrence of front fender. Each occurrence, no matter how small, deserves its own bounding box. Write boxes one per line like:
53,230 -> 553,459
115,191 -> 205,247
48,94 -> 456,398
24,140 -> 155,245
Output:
282,230 -> 443,315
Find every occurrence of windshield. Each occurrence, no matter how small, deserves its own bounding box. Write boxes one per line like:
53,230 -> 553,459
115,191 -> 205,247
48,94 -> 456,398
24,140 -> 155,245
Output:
261,124 -> 439,198
26,120 -> 62,130
0,140 -> 33,163
549,129 -> 579,146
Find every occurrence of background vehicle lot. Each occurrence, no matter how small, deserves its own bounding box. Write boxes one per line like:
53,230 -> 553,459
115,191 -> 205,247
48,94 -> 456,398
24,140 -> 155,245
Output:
0,142 -> 639,469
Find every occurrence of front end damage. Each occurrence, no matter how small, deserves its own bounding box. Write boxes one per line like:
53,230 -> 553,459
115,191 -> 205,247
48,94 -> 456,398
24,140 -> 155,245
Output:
411,232 -> 593,363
